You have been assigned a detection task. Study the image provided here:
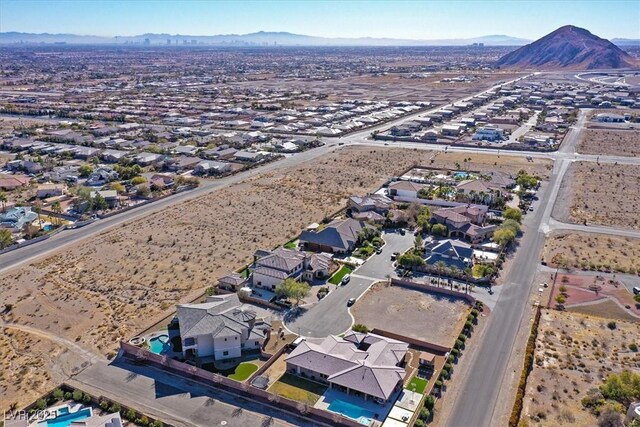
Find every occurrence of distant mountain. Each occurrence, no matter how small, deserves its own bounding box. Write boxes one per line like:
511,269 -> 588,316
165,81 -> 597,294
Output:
612,38 -> 640,46
0,30 -> 530,47
496,25 -> 635,70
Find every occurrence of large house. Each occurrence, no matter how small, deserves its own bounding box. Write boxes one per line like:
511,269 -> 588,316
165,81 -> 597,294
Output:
387,180 -> 426,199
176,294 -> 271,361
252,247 -> 332,291
431,205 -> 496,244
424,239 -> 474,271
299,218 -> 369,254
285,332 -> 408,402
348,194 -> 393,215
0,207 -> 37,230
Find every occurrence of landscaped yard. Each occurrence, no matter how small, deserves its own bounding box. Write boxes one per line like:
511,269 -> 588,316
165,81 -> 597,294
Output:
268,373 -> 328,404
284,240 -> 298,249
202,361 -> 259,381
228,362 -> 259,381
329,265 -> 353,285
407,376 -> 428,394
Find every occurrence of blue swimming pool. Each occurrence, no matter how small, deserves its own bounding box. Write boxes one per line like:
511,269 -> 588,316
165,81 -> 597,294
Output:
454,172 -> 469,179
40,408 -> 92,427
327,399 -> 374,425
149,334 -> 171,354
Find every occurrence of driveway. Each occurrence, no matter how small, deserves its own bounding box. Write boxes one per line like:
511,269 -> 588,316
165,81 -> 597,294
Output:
284,230 -> 415,338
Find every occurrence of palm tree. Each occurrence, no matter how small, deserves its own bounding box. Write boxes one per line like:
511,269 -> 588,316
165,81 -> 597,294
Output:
34,201 -> 42,230
51,201 -> 62,227
0,192 -> 6,213
434,261 -> 447,287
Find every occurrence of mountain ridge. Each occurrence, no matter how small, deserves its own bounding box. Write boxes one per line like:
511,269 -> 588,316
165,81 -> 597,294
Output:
496,25 -> 636,70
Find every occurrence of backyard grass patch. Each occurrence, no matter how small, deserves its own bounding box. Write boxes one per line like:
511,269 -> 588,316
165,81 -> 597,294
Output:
329,265 -> 353,285
228,362 -> 258,381
284,240 -> 298,249
407,376 -> 428,394
268,373 -> 328,404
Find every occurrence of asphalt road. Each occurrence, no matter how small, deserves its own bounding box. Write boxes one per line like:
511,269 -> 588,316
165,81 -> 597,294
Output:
284,231 -> 414,337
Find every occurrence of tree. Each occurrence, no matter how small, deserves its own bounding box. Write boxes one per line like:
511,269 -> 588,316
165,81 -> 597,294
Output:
555,295 -> 566,305
503,207 -> 523,223
352,324 -> 369,333
78,164 -> 93,177
275,278 -> 311,306
136,185 -> 151,198
131,176 -> 147,185
51,388 -> 64,401
493,228 -> 516,247
51,201 -> 62,226
110,182 -> 125,194
0,191 -> 7,212
600,370 -> 640,405
0,229 -> 13,249
431,223 -> 448,237
501,219 -> 521,234
93,192 -> 108,211
34,201 -> 43,230
397,253 -> 426,268
417,208 -> 432,232
516,171 -> 538,190
414,235 -> 423,251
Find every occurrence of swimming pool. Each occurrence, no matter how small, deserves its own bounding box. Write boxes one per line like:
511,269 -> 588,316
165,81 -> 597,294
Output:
454,172 -> 469,179
39,408 -> 92,427
149,334 -> 171,354
327,399 -> 374,425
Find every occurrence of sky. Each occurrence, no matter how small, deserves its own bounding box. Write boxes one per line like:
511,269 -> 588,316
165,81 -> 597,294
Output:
1,0 -> 639,40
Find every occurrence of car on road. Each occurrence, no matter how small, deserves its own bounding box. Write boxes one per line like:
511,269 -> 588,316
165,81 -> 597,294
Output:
528,206 -> 534,211
341,274 -> 351,285
391,251 -> 400,261
399,229 -> 406,235
375,247 -> 382,254
347,298 -> 356,306
633,287 -> 640,295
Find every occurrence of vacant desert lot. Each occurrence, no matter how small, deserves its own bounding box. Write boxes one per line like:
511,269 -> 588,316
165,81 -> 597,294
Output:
563,162 -> 640,230
578,128 -> 640,157
0,146 -> 550,410
351,282 -> 470,348
542,232 -> 640,274
521,309 -> 640,427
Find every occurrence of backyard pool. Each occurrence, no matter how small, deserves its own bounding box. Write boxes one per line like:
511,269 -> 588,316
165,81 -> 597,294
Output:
454,172 -> 469,179
149,334 -> 171,354
327,399 -> 374,425
39,408 -> 92,427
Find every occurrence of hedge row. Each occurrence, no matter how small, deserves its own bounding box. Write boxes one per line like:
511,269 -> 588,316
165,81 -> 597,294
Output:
508,307 -> 542,427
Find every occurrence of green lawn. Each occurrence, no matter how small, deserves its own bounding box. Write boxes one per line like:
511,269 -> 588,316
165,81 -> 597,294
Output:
329,265 -> 353,285
407,376 -> 428,394
284,240 -> 298,249
228,362 -> 259,381
268,373 -> 328,404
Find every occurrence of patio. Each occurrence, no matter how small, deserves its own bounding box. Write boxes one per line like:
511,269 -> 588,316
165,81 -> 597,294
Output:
314,387 -> 400,424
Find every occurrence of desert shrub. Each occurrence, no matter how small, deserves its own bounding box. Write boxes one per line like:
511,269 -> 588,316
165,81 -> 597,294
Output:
629,343 -> 638,352
125,409 -> 136,421
414,420 -> 425,427
607,321 -> 617,330
72,390 -> 83,402
597,406 -> 622,427
424,395 -> 435,410
352,324 -> 369,333
420,408 -> 431,420
600,370 -> 640,405
150,421 -> 164,427
100,400 -> 110,410
35,399 -> 46,410
51,388 -> 64,402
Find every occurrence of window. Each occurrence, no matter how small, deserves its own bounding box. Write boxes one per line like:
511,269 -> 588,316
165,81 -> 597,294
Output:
184,338 -> 195,346
223,351 -> 229,356
255,341 -> 259,346
224,338 -> 227,341
235,336 -> 237,340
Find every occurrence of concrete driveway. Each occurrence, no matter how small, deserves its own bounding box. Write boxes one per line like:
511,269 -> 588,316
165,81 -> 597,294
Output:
284,230 -> 415,338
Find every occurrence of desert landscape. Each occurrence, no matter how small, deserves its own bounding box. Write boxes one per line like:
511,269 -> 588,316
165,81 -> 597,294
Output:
521,309 -> 640,427
0,146 -> 551,411
542,231 -> 640,274
578,128 -> 640,157
562,162 -> 640,230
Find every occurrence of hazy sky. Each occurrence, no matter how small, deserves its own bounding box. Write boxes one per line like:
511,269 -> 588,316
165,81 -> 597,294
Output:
2,0 -> 639,39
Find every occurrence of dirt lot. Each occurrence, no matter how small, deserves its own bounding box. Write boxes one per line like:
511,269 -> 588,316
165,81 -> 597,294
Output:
562,162 -> 640,230
0,146 -> 550,411
578,128 -> 640,157
351,282 -> 470,348
521,309 -> 640,427
542,231 -> 640,274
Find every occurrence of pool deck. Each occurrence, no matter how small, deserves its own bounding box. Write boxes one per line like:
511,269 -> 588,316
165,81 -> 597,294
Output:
314,388 -> 400,426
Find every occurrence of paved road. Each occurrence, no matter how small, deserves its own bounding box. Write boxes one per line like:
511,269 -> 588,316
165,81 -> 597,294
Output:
284,231 -> 414,337
73,358 -> 327,427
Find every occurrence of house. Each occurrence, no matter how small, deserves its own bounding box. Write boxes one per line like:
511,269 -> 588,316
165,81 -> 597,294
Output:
134,152 -> 164,166
87,168 -> 119,186
101,149 -> 128,163
6,160 -> 42,175
285,332 -> 408,403
441,124 -> 464,137
431,206 -> 495,243
348,194 -> 393,215
148,174 -> 175,190
194,160 -> 231,175
387,180 -> 426,199
217,272 -> 247,292
176,293 -> 271,361
299,218 -> 368,254
36,183 -> 64,199
234,151 -> 264,162
252,247 -> 332,290
90,190 -> 119,208
0,174 -> 30,191
0,207 -> 37,230
424,239 -> 474,271
351,210 -> 386,224
166,156 -> 202,172
472,127 -> 505,142
594,113 -> 625,123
